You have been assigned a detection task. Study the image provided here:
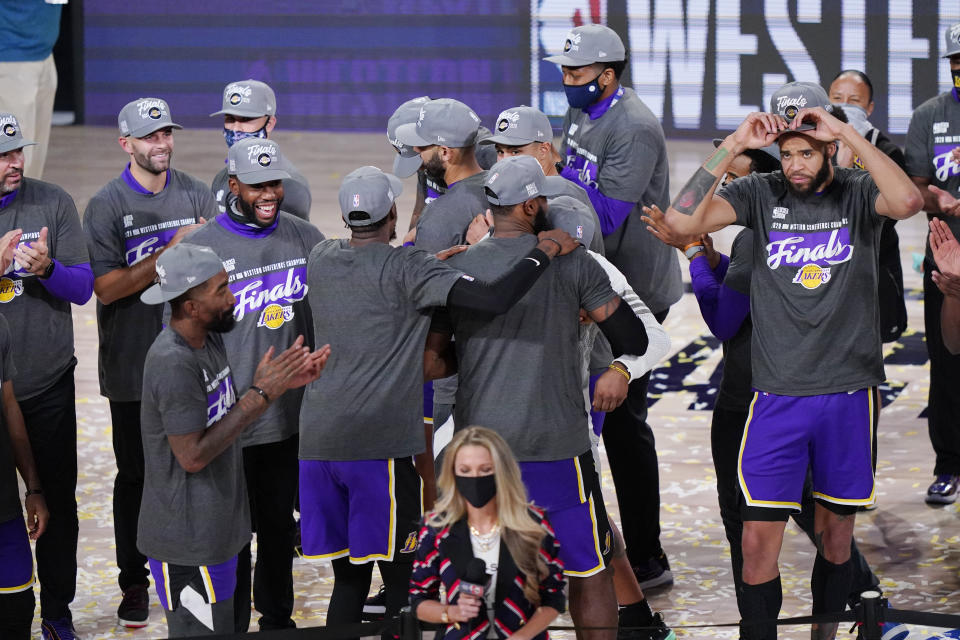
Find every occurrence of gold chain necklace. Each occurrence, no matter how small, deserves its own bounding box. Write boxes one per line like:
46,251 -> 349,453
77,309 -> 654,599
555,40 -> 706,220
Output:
469,523 -> 501,551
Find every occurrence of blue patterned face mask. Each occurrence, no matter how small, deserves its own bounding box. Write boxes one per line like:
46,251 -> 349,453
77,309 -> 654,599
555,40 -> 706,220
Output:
223,123 -> 268,148
563,73 -> 604,109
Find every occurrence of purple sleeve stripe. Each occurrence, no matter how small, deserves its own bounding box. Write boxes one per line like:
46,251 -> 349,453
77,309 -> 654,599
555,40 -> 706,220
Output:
39,261 -> 95,305
559,168 -> 634,235
689,255 -> 749,341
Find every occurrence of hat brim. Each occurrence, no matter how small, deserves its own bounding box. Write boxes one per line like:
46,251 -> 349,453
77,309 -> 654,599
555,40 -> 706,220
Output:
210,108 -> 271,118
543,53 -> 597,67
393,151 -> 423,178
235,168 -> 292,185
0,139 -> 36,154
127,122 -> 183,138
394,123 -> 433,148
140,282 -> 190,305
480,133 -> 541,146
385,172 -> 404,199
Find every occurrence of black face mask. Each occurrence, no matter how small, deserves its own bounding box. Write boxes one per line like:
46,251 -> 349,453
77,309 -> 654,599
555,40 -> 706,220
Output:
455,474 -> 497,508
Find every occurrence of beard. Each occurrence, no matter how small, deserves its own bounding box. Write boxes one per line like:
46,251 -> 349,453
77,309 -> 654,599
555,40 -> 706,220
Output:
422,150 -> 446,184
237,195 -> 282,227
785,155 -> 831,198
0,168 -> 22,194
207,308 -> 237,333
533,205 -> 549,233
133,147 -> 171,175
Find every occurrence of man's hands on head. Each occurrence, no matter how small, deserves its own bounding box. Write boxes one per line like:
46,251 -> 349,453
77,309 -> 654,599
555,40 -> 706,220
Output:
536,229 -> 578,257
788,106 -> 848,142
729,112 -> 787,154
931,217 -> 960,298
252,335 -> 332,400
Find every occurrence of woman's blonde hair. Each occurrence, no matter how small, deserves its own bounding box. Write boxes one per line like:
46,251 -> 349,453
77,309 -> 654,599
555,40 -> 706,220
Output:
428,426 -> 548,605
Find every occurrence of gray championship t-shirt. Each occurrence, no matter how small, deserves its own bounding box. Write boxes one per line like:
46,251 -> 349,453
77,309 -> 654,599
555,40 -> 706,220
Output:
0,178 -> 88,400
443,236 -> 617,461
415,170 -> 489,405
715,229 -> 754,412
560,86 -> 682,314
212,158 -> 312,222
83,170 -> 217,401
138,329 -> 249,566
186,212 -> 325,447
299,240 -> 463,461
0,315 -> 21,522
716,168 -> 885,396
905,90 -> 960,254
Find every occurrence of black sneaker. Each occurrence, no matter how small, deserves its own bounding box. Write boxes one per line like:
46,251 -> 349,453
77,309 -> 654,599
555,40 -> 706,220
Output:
117,584 -> 149,628
926,474 -> 960,505
618,610 -> 676,640
362,584 -> 387,621
632,552 -> 674,590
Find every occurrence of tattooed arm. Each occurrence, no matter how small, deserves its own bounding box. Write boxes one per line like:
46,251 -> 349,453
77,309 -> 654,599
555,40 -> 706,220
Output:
660,112 -> 788,237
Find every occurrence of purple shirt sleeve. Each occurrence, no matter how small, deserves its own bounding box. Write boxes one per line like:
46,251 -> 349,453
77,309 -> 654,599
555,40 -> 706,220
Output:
39,260 -> 94,305
689,254 -> 750,341
559,166 -> 635,235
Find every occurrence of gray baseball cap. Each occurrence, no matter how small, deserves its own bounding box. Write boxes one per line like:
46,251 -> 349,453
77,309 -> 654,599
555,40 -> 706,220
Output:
118,98 -> 182,138
339,166 -> 404,226
544,24 -> 626,67
0,114 -> 35,154
769,82 -> 830,132
388,96 -> 431,178
482,106 -> 553,146
227,138 -> 291,185
141,243 -> 224,305
211,79 -> 277,118
944,22 -> 960,58
547,195 -> 595,246
394,98 -> 481,149
484,156 -> 566,206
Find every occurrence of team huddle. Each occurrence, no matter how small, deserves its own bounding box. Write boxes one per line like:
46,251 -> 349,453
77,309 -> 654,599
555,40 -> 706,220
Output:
1,20 -> 960,640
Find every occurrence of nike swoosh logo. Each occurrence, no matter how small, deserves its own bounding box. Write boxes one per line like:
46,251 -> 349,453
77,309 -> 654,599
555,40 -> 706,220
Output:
525,257 -> 541,267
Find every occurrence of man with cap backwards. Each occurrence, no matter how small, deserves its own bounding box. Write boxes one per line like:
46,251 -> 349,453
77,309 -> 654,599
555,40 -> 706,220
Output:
81,97 -> 215,628
184,138 -> 325,631
654,81 -> 922,639
545,23 -> 683,589
137,242 -> 329,638
0,112 -> 94,640
298,164 -> 578,631
426,155 -> 662,640
904,22 -> 960,506
211,79 -> 312,222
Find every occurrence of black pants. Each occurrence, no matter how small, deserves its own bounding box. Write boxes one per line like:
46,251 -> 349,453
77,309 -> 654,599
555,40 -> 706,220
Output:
234,434 -> 299,631
710,404 -> 879,617
20,366 -> 78,621
109,400 -> 149,592
924,268 -> 960,475
601,308 -> 668,566
0,590 -> 34,639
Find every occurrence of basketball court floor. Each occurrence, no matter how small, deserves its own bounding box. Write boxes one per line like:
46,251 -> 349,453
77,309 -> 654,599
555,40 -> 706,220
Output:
26,126 -> 959,638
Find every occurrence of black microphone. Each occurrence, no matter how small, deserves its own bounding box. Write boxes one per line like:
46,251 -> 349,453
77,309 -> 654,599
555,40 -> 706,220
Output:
460,558 -> 488,600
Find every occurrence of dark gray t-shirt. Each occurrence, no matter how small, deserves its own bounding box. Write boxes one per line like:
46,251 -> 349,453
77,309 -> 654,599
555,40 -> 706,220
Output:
212,158 -> 312,222
0,178 -> 88,400
560,87 -> 682,314
715,229 -> 753,412
138,329 -> 249,566
716,168 -> 885,396
443,236 -> 616,461
0,316 -> 21,522
904,90 -> 960,254
185,213 -> 325,447
414,171 -> 489,254
83,170 -> 217,401
299,240 -> 463,461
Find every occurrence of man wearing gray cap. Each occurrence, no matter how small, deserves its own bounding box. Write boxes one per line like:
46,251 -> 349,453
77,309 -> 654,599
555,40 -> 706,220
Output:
138,242 -> 328,637
388,96 -> 445,241
210,79 -> 312,222
298,165 -> 577,631
657,82 -> 921,640
544,22 -> 682,591
82,96 -> 215,628
428,155 -> 663,640
0,112 -> 93,640
904,22 -> 960,506
185,138 -> 324,631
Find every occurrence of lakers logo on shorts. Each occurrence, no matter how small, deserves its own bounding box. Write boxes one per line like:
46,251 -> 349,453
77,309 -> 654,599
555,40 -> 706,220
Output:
0,277 -> 24,303
400,531 -> 418,554
257,304 -> 293,329
792,264 -> 831,289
